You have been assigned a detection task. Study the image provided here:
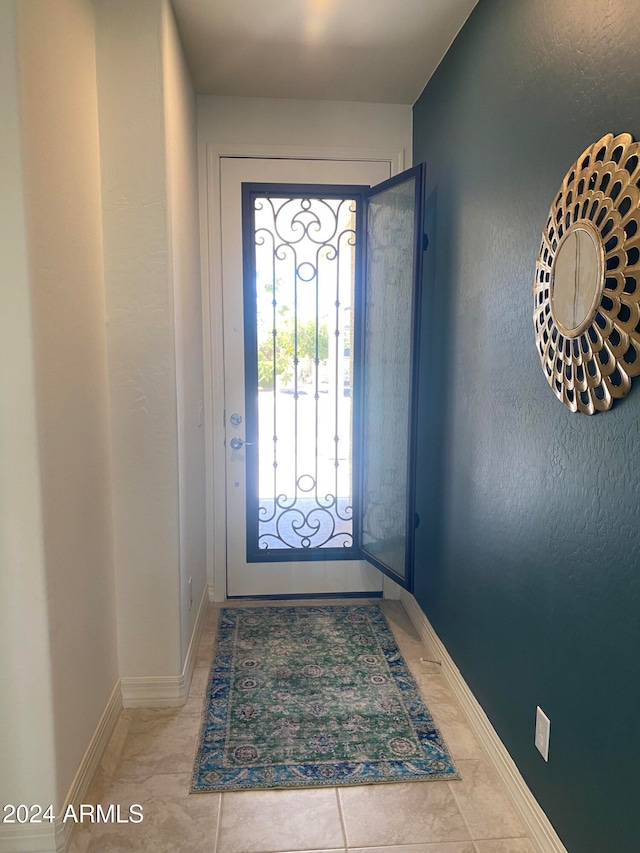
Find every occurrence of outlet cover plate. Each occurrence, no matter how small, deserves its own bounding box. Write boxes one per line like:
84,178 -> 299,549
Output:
535,706 -> 550,761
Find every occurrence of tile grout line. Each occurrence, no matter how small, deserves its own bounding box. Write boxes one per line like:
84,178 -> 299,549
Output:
449,760 -> 534,845
334,787 -> 349,852
447,774 -> 477,848
447,770 -> 535,846
212,792 -> 223,853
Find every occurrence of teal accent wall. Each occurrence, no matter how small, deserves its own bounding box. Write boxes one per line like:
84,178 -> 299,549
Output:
413,1 -> 640,851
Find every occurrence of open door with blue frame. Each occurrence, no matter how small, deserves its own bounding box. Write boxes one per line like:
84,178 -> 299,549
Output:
357,163 -> 426,591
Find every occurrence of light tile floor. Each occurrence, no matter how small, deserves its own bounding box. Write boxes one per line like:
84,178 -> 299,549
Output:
68,599 -> 536,853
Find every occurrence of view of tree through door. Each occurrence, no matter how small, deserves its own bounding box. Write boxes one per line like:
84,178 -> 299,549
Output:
240,164 -> 425,594
243,186 -> 363,560
219,158 -> 424,597
220,157 -> 389,598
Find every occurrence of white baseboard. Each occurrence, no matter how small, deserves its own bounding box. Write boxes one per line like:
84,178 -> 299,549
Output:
0,823 -> 57,853
56,680 -> 122,851
400,591 -> 567,853
382,575 -> 402,600
0,590 -> 209,851
121,584 -> 209,708
181,581 -> 210,694
207,581 -> 215,603
0,680 -> 122,853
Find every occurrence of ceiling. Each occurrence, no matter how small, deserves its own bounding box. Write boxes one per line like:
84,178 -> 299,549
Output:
170,0 -> 479,105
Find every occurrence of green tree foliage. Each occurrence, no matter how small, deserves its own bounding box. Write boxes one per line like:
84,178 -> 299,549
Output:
257,318 -> 329,388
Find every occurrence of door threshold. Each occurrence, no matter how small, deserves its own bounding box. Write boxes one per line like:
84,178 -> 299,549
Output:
225,591 -> 383,601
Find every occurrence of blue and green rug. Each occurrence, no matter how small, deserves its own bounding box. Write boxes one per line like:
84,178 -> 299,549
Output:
191,605 -> 458,792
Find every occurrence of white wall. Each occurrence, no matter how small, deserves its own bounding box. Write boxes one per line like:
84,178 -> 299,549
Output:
96,0 -> 181,680
15,0 -> 119,814
1,2 -> 202,842
0,5 -> 58,847
197,96 -> 412,154
196,95 -> 413,592
96,0 -> 205,681
162,2 -> 207,665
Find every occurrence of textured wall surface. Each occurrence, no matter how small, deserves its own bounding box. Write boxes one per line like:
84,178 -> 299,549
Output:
413,1 -> 640,851
17,0 -> 119,808
162,0 -> 207,665
96,0 -> 182,677
0,1 -> 58,827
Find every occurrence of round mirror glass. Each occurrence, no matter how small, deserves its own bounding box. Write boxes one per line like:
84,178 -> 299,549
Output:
551,225 -> 603,335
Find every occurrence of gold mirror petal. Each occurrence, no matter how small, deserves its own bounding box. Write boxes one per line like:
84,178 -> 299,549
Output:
534,132 -> 640,414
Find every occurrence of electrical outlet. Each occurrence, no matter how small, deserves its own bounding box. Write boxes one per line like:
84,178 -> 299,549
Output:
188,576 -> 193,611
535,706 -> 550,761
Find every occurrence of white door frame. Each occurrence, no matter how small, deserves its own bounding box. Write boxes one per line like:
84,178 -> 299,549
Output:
203,143 -> 405,602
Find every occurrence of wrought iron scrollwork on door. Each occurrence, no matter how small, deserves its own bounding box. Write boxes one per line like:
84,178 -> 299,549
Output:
246,192 -> 359,553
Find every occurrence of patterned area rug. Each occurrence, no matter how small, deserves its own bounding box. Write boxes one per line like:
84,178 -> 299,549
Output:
191,605 -> 458,792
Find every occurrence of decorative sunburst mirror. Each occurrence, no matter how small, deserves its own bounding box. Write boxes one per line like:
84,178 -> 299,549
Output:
534,133 -> 640,413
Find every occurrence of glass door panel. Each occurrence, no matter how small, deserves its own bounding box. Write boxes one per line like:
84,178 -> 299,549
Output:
243,185 -> 365,562
359,165 -> 426,588
222,157 -> 389,599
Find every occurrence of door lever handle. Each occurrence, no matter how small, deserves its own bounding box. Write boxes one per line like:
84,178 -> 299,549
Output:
229,437 -> 255,450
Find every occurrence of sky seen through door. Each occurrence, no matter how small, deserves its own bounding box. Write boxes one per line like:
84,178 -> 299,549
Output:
252,194 -> 357,551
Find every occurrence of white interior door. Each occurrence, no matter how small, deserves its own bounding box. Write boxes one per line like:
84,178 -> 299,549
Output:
221,157 -> 390,597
